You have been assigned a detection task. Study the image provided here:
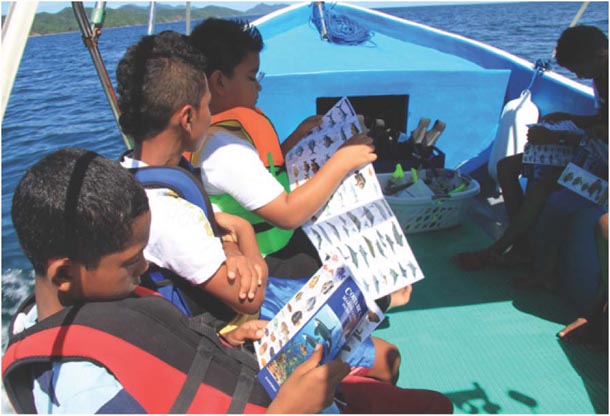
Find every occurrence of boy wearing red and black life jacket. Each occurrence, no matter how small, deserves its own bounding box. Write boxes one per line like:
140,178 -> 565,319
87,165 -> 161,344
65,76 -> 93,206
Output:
3,148 -> 350,414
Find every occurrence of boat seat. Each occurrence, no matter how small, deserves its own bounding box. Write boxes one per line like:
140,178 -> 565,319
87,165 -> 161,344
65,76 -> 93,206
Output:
531,188 -> 606,313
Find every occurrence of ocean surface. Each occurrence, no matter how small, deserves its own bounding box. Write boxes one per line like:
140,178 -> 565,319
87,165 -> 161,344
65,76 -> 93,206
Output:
1,1 -> 607,406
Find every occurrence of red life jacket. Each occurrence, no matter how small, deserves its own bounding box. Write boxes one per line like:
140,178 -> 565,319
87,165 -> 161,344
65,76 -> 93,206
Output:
2,293 -> 270,414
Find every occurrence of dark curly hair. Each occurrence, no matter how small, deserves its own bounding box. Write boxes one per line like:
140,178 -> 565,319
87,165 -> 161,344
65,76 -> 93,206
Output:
555,25 -> 608,68
116,30 -> 208,143
12,148 -> 149,274
189,18 -> 263,77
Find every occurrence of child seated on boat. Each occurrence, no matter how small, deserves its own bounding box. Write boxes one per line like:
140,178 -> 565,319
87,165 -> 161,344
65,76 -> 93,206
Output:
456,25 -> 608,282
114,29 -> 401,386
188,18 -> 412,309
4,147 -> 432,414
116,30 -> 267,331
188,17 -> 416,383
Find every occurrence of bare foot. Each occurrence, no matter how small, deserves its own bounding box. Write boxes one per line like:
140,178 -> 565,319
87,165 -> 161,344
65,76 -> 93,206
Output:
388,285 -> 413,310
557,317 -> 588,339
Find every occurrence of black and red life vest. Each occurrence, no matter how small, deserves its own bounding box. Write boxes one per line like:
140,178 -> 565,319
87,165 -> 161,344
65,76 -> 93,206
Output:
2,293 -> 271,414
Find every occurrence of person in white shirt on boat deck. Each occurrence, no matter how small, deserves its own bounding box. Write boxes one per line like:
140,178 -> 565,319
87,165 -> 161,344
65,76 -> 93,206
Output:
116,30 -> 269,336
456,25 -> 608,288
188,17 -> 411,386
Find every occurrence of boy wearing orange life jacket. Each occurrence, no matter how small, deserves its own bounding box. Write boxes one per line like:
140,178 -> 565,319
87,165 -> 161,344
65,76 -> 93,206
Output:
189,18 -> 410,384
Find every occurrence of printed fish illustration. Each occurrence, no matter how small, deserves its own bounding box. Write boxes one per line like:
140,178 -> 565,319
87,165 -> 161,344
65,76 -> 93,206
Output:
364,236 -> 375,258
359,245 -> 370,267
376,230 -> 387,246
292,164 -> 299,178
303,160 -> 311,179
295,291 -> 304,301
352,329 -> 363,342
280,321 -> 290,336
362,205 -> 375,225
299,343 -> 308,356
311,159 -> 320,174
347,211 -> 362,231
562,171 -> 574,182
294,145 -> 305,157
318,225 -> 332,244
314,319 -> 334,350
303,333 -> 318,349
311,227 -> 323,248
572,176 -> 583,186
348,245 -> 359,268
340,215 -> 351,231
389,268 -> 399,285
259,342 -> 268,355
385,234 -> 396,252
339,128 -> 349,142
376,239 -> 386,257
307,139 -> 317,154
351,122 -> 360,136
341,344 -> 352,352
323,135 -> 335,148
305,297 -> 317,311
328,222 -> 341,239
292,311 -> 303,325
407,262 -> 418,277
392,222 -> 405,246
308,274 -> 321,288
321,280 -> 334,295
399,263 -> 408,277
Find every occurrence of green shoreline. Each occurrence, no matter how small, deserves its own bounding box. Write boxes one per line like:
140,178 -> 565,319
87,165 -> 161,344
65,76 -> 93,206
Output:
7,3 -> 287,37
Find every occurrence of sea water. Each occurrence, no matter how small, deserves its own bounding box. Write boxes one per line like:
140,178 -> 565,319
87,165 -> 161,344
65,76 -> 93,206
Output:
1,1 -> 608,411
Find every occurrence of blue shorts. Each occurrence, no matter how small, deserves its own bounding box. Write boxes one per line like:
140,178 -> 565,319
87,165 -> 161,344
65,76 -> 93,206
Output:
261,276 -> 376,369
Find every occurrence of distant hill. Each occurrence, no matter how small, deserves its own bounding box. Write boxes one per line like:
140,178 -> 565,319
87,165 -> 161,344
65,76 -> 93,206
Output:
28,3 -> 289,36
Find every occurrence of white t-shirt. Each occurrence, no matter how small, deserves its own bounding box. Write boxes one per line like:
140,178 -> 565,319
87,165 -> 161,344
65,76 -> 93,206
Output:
199,126 -> 284,211
121,156 -> 225,286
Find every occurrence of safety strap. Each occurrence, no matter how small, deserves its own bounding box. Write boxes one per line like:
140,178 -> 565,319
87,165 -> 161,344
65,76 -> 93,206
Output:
227,366 -> 256,414
168,339 -> 214,413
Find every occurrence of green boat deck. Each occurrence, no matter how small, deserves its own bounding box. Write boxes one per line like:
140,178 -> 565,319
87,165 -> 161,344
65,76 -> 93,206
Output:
374,196 -> 608,413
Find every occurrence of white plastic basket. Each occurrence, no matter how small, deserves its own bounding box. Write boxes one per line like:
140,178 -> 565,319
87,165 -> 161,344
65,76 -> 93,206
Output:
378,169 -> 480,234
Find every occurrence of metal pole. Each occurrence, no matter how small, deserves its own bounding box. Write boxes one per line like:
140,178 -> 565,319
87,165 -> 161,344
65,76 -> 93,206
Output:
569,2 -> 590,27
1,1 -> 39,122
147,2 -> 156,35
186,1 -> 191,35
72,2 -> 132,149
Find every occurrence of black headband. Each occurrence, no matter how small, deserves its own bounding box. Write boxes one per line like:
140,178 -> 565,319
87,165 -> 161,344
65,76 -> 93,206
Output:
64,151 -> 98,257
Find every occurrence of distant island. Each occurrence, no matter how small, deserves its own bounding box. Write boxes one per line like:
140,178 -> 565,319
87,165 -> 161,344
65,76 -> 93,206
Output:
22,3 -> 288,36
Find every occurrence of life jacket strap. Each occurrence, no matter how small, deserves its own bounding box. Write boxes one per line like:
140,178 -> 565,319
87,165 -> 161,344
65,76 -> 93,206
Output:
169,339 -> 214,413
227,365 -> 257,414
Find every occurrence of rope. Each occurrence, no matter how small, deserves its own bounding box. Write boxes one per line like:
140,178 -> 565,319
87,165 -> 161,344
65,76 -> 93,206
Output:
310,2 -> 374,46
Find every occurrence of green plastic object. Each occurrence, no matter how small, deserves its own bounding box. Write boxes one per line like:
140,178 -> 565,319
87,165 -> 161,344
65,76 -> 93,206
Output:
392,163 -> 405,179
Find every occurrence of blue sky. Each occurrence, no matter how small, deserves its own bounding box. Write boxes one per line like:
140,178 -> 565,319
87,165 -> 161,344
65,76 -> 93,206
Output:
2,1 -> 480,16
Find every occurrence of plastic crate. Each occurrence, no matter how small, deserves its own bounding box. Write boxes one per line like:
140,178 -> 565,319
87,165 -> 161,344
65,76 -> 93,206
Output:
378,169 -> 480,234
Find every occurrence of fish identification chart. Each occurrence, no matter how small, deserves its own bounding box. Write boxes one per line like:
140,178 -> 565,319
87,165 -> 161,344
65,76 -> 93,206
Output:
254,255 -> 382,398
285,97 -> 424,299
